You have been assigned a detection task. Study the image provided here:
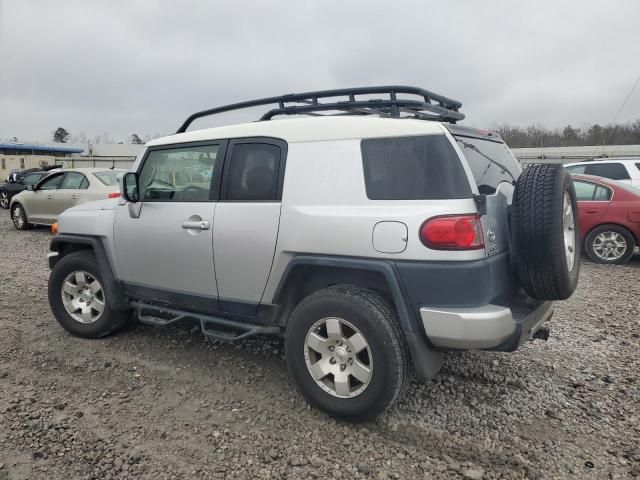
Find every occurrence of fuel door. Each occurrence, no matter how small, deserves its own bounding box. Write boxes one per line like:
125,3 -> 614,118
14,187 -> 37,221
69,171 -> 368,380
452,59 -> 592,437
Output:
372,221 -> 408,254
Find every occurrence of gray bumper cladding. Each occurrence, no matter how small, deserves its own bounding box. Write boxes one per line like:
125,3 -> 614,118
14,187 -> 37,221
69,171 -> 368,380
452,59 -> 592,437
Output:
420,301 -> 554,350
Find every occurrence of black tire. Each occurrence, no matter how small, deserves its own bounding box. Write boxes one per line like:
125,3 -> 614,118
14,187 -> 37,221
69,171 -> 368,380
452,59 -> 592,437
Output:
584,224 -> 636,265
0,190 -> 9,209
285,285 -> 410,422
511,164 -> 580,300
48,251 -> 130,338
11,203 -> 32,230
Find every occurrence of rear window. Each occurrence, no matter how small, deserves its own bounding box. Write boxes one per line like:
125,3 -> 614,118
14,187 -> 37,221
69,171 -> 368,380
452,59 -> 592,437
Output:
360,135 -> 472,200
586,163 -> 630,180
454,136 -> 521,194
93,171 -> 121,186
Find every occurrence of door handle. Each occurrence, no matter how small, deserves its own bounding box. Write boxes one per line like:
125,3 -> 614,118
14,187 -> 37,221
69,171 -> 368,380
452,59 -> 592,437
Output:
47,195 -> 53,200
586,209 -> 600,214
181,220 -> 210,230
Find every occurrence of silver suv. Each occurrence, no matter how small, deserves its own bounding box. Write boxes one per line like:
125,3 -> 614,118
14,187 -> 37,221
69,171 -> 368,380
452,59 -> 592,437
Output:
47,87 -> 580,420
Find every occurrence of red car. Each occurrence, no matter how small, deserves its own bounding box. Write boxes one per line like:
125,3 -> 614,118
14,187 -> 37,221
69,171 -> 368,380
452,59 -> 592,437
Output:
572,174 -> 640,264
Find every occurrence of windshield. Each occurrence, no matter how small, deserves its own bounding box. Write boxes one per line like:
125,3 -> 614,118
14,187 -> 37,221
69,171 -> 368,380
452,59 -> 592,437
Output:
454,136 -> 521,194
93,171 -> 122,186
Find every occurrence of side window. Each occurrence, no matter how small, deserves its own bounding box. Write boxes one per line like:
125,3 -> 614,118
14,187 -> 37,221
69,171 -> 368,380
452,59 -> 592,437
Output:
60,172 -> 89,190
586,163 -> 630,180
138,144 -> 219,202
38,174 -> 63,191
573,181 -> 596,201
22,173 -> 43,187
224,143 -> 281,201
593,185 -> 612,201
635,163 -> 640,174
565,165 -> 586,174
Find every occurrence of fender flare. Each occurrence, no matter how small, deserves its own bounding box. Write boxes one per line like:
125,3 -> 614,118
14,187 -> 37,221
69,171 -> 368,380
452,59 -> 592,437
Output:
273,255 -> 443,379
49,234 -> 129,311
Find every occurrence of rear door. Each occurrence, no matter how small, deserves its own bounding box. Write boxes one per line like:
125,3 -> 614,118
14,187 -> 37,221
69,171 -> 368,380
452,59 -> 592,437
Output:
55,172 -> 90,213
573,180 -> 611,240
213,138 -> 286,315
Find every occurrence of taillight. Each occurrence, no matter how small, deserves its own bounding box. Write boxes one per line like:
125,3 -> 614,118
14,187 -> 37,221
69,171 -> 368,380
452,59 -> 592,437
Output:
420,215 -> 484,250
108,192 -> 121,199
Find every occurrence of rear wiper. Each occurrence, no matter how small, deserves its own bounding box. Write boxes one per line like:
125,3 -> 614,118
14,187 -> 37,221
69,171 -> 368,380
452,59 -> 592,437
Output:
456,138 -> 516,184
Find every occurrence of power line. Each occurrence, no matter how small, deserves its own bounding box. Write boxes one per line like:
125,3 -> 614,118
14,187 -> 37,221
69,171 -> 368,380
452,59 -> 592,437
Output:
597,72 -> 640,158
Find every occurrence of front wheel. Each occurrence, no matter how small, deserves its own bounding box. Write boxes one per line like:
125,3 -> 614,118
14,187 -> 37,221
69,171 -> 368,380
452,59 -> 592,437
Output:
585,225 -> 635,265
11,204 -> 32,230
285,286 -> 410,422
48,251 -> 130,338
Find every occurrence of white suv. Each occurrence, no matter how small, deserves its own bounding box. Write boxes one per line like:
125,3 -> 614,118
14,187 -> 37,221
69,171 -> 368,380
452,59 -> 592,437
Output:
565,159 -> 640,188
46,86 -> 580,420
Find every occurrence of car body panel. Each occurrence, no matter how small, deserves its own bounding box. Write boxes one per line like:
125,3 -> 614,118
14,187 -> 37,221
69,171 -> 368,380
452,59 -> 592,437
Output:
572,174 -> 640,245
565,159 -> 640,188
10,168 -> 124,224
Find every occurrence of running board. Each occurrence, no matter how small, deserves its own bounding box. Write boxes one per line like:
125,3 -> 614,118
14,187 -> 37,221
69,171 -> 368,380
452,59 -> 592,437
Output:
131,301 -> 279,342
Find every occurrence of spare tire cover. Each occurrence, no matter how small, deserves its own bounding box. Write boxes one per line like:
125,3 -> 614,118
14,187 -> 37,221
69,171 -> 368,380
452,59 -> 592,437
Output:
511,164 -> 580,300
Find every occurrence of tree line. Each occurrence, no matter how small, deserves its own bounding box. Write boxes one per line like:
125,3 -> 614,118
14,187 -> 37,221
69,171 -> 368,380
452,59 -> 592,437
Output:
51,127 -> 156,145
494,120 -> 640,149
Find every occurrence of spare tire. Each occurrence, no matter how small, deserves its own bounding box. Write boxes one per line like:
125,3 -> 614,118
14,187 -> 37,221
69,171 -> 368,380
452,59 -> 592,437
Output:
511,164 -> 579,300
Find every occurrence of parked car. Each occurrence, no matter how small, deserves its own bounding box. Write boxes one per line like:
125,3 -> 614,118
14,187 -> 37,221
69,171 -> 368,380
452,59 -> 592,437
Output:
0,165 -> 63,209
46,86 -> 579,420
565,159 -> 640,188
10,168 -> 125,230
571,174 -> 640,264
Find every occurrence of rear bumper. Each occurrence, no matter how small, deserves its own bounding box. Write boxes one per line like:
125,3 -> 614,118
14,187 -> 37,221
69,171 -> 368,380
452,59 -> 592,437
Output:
420,298 -> 553,351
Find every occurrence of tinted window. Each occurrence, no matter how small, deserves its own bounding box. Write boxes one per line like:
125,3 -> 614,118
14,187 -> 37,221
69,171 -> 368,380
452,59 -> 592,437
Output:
22,173 -> 44,187
61,172 -> 89,190
361,135 -> 472,200
586,163 -> 630,180
139,144 -> 219,202
93,171 -> 122,186
594,185 -> 612,201
573,180 -> 612,201
454,136 -> 520,194
565,165 -> 586,174
635,163 -> 640,174
38,174 -> 63,190
225,143 -> 281,201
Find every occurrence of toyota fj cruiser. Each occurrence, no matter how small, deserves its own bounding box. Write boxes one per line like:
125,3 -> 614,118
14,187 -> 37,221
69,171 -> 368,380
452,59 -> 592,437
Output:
47,86 -> 580,420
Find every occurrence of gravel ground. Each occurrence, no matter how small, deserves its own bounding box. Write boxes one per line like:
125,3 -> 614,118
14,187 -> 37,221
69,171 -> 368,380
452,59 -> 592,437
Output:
0,212 -> 639,480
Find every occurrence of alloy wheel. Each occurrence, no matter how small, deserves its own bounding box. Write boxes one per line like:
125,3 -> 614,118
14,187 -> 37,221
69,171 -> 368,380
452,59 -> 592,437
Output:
303,317 -> 373,398
60,271 -> 105,324
592,231 -> 627,261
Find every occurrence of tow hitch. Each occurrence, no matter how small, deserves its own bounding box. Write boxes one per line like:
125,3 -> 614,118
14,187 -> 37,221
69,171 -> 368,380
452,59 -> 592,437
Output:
531,326 -> 550,341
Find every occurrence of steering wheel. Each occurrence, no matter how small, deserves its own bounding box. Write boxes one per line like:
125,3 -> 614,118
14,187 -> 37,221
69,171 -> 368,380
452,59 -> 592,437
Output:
179,185 -> 207,201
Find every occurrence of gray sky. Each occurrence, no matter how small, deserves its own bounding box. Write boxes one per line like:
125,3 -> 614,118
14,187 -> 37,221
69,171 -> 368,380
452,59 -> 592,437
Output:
1,0 -> 639,143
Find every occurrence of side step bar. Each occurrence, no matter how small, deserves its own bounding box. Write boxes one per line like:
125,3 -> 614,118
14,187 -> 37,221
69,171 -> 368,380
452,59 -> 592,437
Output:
131,301 -> 280,342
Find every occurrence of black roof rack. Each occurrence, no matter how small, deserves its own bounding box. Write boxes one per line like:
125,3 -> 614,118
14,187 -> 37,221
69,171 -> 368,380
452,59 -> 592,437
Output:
176,86 -> 464,133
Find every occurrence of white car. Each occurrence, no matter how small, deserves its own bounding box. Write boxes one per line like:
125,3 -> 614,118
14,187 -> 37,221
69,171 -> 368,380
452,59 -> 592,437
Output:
564,159 -> 640,188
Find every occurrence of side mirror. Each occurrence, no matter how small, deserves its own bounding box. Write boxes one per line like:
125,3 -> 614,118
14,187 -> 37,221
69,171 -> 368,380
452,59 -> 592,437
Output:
121,172 -> 140,203
25,184 -> 34,191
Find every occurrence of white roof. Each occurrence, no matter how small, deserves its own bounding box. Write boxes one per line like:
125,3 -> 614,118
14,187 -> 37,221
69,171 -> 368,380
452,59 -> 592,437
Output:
146,116 -> 447,147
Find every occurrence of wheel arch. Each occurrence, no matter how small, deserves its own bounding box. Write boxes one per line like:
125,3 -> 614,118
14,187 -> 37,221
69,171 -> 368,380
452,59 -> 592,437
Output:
271,255 -> 443,380
50,234 -> 129,311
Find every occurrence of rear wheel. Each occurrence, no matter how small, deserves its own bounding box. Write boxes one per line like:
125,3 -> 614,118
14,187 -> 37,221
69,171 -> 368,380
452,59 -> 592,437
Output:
11,203 -> 32,230
585,225 -> 635,265
48,251 -> 130,338
285,286 -> 410,421
0,191 -> 9,209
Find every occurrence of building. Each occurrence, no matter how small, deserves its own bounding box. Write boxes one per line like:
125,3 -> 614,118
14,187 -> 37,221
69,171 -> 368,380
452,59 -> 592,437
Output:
0,143 -> 83,179
0,142 -> 144,180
